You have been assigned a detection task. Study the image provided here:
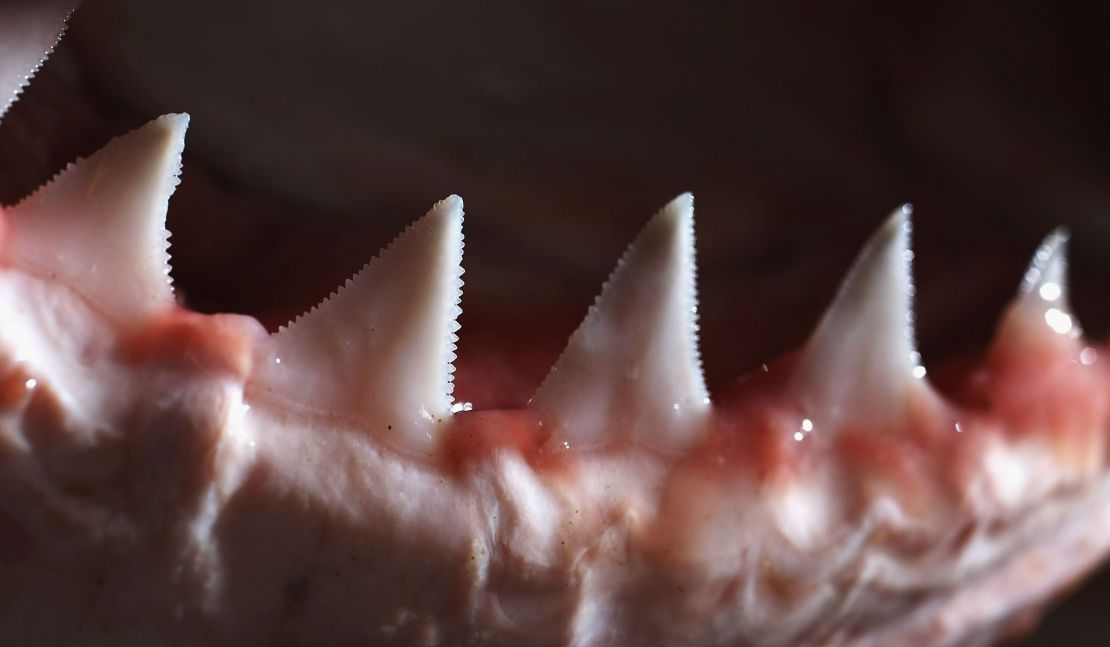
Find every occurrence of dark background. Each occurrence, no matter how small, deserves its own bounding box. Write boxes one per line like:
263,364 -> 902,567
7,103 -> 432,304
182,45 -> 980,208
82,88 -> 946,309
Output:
2,1 -> 1109,643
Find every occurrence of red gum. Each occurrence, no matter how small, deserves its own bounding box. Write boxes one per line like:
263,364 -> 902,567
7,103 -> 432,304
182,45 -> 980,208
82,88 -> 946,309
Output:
443,409 -> 544,474
121,308 -> 267,380
430,325 -> 1110,543
983,340 -> 1110,476
105,299 -> 1109,499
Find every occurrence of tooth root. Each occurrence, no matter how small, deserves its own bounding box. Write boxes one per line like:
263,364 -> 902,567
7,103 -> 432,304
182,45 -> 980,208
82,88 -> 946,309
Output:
5,114 -> 188,323
994,228 -> 1081,349
531,193 -> 710,452
0,1 -> 76,120
257,196 -> 465,456
791,205 -> 928,430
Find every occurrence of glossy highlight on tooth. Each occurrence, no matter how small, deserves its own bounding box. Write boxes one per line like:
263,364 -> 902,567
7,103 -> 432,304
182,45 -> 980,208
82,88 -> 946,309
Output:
2,6 -> 1110,647
1017,228 -> 1078,338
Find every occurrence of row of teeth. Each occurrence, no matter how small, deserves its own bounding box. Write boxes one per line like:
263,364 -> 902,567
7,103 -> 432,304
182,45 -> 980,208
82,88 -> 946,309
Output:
0,115 -> 1083,458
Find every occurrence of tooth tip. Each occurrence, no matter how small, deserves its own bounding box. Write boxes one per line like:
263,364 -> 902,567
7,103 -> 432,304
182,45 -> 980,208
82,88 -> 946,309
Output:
1020,227 -> 1070,298
671,192 -> 695,210
154,113 -> 191,148
155,111 -> 190,130
655,194 -> 695,233
425,195 -> 465,237
880,204 -> 913,242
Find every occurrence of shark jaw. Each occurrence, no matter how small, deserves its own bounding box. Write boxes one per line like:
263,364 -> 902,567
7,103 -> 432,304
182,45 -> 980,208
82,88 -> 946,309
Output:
0,3 -> 1109,646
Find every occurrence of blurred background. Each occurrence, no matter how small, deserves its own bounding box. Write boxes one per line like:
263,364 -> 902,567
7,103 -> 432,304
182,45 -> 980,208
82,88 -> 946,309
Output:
1,1 -> 1109,643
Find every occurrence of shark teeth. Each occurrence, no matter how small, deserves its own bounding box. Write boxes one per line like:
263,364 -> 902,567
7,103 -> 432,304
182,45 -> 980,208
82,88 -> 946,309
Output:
0,1 -> 76,121
4,114 -> 188,323
531,193 -> 710,452
254,196 -> 465,457
790,205 -> 930,431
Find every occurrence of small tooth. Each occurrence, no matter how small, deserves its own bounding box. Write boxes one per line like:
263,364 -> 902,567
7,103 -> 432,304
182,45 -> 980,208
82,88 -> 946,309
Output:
791,205 -> 927,430
1021,228 -> 1069,297
257,196 -> 465,456
531,193 -> 710,452
995,228 -> 1081,346
0,1 -> 76,120
5,114 -> 188,323
1018,228 -> 1078,334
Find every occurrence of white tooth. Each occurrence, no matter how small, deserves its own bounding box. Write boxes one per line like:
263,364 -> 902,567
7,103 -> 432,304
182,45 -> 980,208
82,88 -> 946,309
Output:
791,205 -> 927,430
532,193 -> 710,452
256,196 -> 465,457
1021,228 -> 1069,297
1017,228 -> 1078,337
5,114 -> 188,323
995,228 -> 1081,346
0,1 -> 76,120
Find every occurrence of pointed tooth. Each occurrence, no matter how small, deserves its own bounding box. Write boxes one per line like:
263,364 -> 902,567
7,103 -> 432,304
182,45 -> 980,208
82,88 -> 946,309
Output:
791,205 -> 928,430
5,114 -> 188,323
995,228 -> 1081,348
1020,228 -> 1069,298
0,1 -> 76,120
532,193 -> 710,452
1017,228 -> 1076,334
257,196 -> 465,457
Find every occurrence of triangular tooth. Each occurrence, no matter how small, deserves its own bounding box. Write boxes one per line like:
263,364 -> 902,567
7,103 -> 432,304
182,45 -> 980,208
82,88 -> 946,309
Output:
5,114 -> 188,323
1020,228 -> 1069,298
994,228 -> 1081,349
531,193 -> 710,452
0,1 -> 76,120
1018,228 -> 1075,332
257,196 -> 465,456
791,205 -> 929,430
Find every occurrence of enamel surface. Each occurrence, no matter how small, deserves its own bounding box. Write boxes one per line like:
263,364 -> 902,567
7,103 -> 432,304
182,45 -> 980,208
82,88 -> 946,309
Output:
5,114 -> 187,323
252,196 -> 465,456
532,193 -> 710,452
